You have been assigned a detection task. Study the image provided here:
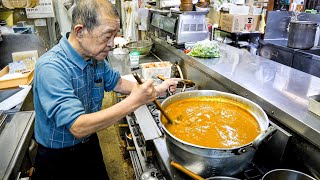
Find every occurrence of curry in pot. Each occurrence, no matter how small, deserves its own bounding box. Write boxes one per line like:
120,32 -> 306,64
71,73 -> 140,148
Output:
162,96 -> 260,148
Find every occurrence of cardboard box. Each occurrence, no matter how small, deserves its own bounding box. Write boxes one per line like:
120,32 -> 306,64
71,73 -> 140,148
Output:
218,11 -> 228,28
221,14 -> 260,33
0,66 -> 34,89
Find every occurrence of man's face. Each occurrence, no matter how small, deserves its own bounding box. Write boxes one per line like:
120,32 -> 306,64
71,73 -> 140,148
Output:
79,17 -> 120,61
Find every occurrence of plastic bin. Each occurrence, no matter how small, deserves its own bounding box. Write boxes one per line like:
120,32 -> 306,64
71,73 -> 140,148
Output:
140,61 -> 172,79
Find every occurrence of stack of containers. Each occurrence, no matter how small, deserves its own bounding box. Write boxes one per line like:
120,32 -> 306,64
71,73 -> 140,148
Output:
180,0 -> 193,11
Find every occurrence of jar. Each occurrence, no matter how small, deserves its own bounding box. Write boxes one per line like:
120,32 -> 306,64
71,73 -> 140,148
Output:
129,50 -> 140,69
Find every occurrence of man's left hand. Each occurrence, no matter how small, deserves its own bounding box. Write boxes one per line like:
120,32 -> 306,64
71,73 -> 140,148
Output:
155,78 -> 180,97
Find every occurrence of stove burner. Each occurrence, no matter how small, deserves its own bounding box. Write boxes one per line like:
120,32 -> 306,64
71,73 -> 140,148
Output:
147,103 -> 163,131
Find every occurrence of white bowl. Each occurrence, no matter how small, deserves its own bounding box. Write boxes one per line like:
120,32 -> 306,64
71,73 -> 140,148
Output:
195,6 -> 210,12
184,42 -> 196,49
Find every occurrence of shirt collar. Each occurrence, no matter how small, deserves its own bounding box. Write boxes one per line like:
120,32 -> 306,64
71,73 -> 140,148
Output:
59,33 -> 90,70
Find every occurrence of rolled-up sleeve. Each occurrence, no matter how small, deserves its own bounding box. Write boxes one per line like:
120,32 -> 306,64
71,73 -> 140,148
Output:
36,62 -> 85,128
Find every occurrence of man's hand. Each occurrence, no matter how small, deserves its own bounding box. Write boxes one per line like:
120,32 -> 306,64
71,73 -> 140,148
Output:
127,79 -> 157,106
155,78 -> 180,97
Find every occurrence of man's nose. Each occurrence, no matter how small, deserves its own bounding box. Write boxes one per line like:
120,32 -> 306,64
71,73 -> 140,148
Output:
107,39 -> 114,48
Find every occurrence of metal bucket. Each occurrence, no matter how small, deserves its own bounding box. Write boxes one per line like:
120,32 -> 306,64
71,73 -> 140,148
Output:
262,169 -> 316,180
287,21 -> 318,49
160,90 -> 277,177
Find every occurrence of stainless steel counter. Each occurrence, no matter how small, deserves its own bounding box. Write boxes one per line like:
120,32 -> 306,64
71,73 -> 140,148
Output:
149,35 -> 320,149
0,111 -> 35,180
108,41 -> 320,178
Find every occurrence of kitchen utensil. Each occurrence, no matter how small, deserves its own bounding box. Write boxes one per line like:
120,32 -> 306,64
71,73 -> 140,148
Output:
132,72 -> 176,124
160,90 -> 277,177
171,161 -> 206,180
171,161 -> 240,180
125,40 -> 153,57
157,75 -> 195,86
150,51 -> 163,62
175,63 -> 187,91
262,169 -> 316,180
288,21 -> 318,49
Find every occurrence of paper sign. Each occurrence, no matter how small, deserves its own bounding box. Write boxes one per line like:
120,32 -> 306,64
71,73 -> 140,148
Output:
25,0 -> 55,18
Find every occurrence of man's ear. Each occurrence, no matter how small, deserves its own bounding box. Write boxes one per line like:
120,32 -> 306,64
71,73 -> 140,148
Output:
74,24 -> 85,38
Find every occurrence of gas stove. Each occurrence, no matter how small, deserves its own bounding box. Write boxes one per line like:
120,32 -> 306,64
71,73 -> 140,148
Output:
122,96 -> 311,180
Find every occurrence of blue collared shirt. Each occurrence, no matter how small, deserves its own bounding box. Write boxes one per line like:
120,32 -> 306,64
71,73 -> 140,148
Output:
33,35 -> 120,148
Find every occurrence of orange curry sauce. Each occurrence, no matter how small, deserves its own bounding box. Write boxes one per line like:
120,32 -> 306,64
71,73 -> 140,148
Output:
163,97 -> 260,148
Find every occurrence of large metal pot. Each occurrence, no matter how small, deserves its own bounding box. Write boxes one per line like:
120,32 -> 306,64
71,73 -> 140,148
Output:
287,21 -> 318,49
160,90 -> 277,178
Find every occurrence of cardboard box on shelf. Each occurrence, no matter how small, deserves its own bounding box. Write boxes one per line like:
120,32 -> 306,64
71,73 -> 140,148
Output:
218,11 -> 228,28
220,14 -> 260,33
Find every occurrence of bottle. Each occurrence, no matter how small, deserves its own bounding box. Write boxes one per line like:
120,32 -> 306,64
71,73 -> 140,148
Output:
129,50 -> 140,69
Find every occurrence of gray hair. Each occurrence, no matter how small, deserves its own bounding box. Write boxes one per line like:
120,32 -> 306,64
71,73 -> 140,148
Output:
72,0 -> 119,31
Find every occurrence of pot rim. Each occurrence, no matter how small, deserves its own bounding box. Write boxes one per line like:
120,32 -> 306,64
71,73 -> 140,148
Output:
290,21 -> 318,25
262,169 -> 316,180
160,90 -> 269,151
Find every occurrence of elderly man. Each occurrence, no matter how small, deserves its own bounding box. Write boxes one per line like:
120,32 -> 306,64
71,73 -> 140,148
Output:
32,0 -> 177,179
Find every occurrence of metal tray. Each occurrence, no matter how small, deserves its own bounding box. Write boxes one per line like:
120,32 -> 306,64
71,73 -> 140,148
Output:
308,95 -> 320,117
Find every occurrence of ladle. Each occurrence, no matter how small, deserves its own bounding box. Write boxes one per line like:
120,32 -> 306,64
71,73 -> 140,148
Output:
132,72 -> 175,124
157,75 -> 195,86
171,161 -> 205,180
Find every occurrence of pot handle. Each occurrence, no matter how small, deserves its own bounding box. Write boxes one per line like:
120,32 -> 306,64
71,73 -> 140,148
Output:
252,125 -> 277,149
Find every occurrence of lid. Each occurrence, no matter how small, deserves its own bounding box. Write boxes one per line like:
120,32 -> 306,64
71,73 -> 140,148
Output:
130,50 -> 140,56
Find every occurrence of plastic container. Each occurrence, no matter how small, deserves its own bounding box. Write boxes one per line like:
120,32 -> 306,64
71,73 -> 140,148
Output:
129,50 -> 140,68
140,61 -> 172,79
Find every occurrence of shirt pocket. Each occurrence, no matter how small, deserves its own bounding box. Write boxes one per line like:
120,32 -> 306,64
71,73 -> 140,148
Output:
92,78 -> 104,103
